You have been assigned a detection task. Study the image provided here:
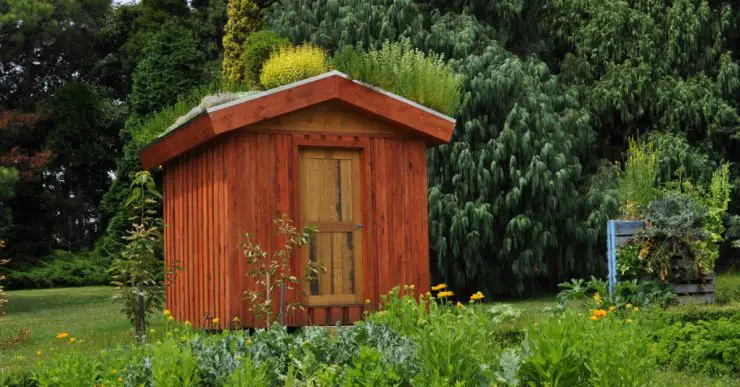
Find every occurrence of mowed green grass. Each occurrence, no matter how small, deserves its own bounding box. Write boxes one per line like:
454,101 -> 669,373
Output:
0,286 -> 164,374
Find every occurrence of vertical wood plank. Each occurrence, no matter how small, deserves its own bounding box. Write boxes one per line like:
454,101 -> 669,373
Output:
227,135 -> 240,324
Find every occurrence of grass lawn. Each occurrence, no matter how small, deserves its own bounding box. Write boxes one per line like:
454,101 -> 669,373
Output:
1,285 -> 737,384
0,286 -> 164,374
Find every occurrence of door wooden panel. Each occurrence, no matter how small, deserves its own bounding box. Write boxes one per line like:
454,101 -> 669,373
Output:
300,148 -> 363,305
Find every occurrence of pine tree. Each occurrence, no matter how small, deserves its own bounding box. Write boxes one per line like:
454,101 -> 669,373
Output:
221,0 -> 260,83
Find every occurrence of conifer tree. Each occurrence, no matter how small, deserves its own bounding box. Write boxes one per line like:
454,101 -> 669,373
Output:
221,0 -> 260,83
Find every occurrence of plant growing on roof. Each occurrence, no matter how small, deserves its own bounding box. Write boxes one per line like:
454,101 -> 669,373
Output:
242,214 -> 324,327
259,44 -> 329,89
332,40 -> 463,116
110,171 -> 176,342
240,31 -> 291,88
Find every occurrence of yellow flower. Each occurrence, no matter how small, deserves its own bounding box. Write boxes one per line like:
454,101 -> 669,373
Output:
232,316 -> 241,322
592,309 -> 607,318
589,315 -> 599,321
593,292 -> 601,301
437,290 -> 454,298
167,316 -> 175,321
212,317 -> 220,325
36,351 -> 43,356
184,320 -> 191,326
69,337 -> 76,343
364,299 -> 371,304
163,309 -> 171,317
470,291 -> 485,301
608,306 -> 617,312
246,339 -> 253,345
409,284 -> 415,290
111,370 -> 118,375
456,301 -> 464,308
56,332 -> 69,339
425,291 -> 431,297
633,307 -> 640,312
431,283 -> 447,291
625,303 -> 633,309
625,319 -> 633,324
117,376 -> 123,383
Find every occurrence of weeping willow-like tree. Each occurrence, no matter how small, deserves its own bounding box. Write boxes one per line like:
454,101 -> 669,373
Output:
267,0 -> 738,294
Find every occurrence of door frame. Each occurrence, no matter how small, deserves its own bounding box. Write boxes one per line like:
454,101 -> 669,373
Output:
292,134 -> 370,307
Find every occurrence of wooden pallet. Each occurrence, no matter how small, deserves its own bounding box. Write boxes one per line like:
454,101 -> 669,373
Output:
673,273 -> 715,304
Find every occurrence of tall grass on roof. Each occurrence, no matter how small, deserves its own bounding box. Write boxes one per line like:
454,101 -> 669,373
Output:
333,40 -> 463,116
130,81 -> 253,147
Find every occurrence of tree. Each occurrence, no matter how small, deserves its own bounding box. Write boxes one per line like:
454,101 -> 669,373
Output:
221,0 -> 260,83
131,22 -> 206,116
45,82 -> 127,251
110,171 -> 170,342
266,0 -> 603,295
0,167 -> 18,240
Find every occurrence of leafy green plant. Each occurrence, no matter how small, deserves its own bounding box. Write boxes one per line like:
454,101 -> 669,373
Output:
639,193 -> 708,280
520,311 -> 654,386
259,44 -> 328,89
242,214 -> 323,327
557,277 -> 676,309
225,357 -> 270,387
655,318 -> 740,375
618,138 -> 660,219
333,40 -> 463,115
150,339 -> 200,386
240,30 -> 291,88
519,314 -> 586,386
109,171 -> 174,342
34,346 -> 102,387
342,346 -> 400,386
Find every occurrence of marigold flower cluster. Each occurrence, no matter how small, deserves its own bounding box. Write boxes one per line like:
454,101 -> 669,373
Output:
437,290 -> 454,298
589,309 -> 607,321
469,291 -> 485,302
431,283 -> 447,291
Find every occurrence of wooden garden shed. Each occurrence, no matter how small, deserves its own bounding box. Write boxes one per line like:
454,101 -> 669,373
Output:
139,71 -> 455,328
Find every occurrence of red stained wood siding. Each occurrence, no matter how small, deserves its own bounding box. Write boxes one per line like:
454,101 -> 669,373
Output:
162,105 -> 432,328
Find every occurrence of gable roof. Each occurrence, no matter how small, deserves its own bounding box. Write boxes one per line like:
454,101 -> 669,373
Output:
139,71 -> 456,169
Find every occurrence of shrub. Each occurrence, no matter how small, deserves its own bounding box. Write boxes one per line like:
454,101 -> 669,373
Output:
333,40 -> 463,116
519,311 -> 654,386
654,318 -> 740,375
2,250 -> 109,290
240,31 -> 290,88
259,44 -> 328,89
557,277 -> 677,310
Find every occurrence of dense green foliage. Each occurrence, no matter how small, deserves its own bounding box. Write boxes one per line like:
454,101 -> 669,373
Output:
0,0 -> 230,276
264,0 -> 739,295
0,167 -> 18,240
1,250 -> 108,290
221,0 -> 260,83
1,0 -> 738,295
333,40 -> 463,115
130,23 -> 206,116
654,317 -> 739,376
239,31 -> 290,88
259,44 -> 328,89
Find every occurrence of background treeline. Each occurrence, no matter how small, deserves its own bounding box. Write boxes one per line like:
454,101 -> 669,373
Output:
0,0 -> 738,294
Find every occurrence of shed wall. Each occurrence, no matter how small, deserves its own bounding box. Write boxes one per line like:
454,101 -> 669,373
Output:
163,124 -> 430,328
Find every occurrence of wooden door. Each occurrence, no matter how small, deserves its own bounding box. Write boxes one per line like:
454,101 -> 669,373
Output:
299,148 -> 363,305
